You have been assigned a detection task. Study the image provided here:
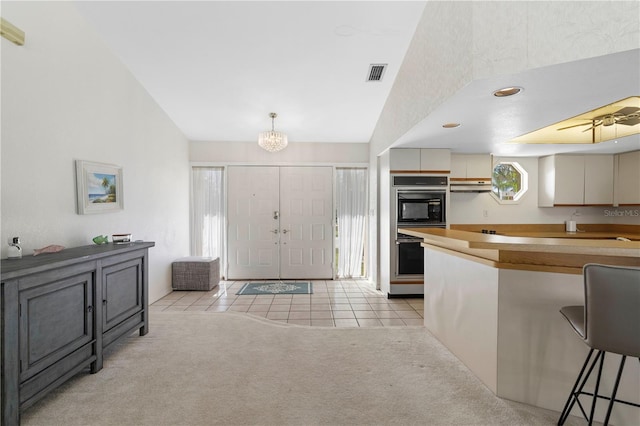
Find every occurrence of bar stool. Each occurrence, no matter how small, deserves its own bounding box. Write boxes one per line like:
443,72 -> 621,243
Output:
558,263 -> 640,425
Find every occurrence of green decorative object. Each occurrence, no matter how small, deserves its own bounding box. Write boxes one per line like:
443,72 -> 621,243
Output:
92,235 -> 109,245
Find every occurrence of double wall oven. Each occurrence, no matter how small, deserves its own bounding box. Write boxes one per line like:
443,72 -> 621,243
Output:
391,175 -> 448,294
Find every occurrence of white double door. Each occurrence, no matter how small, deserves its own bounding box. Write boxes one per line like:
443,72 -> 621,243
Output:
227,166 -> 333,280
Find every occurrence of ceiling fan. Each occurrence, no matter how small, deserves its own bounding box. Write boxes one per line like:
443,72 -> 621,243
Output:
557,106 -> 640,132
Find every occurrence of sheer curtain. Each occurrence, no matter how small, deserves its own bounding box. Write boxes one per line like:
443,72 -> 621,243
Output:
191,168 -> 225,266
336,168 -> 368,278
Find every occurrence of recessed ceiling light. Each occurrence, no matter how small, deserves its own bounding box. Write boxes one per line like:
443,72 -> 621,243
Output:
442,123 -> 461,128
493,86 -> 523,97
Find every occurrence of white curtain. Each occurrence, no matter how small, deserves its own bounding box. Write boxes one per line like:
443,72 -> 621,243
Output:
336,168 -> 367,278
191,168 -> 224,263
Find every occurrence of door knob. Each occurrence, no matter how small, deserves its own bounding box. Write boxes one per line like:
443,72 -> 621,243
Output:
282,229 -> 289,234
273,211 -> 279,220
270,229 -> 279,234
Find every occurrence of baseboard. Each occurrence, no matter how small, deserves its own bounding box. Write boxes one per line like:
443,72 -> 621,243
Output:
387,293 -> 424,299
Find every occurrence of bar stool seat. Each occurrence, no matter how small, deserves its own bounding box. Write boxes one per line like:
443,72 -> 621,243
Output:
558,263 -> 640,426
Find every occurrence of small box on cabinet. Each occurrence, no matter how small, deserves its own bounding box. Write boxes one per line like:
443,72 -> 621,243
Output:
172,257 -> 219,291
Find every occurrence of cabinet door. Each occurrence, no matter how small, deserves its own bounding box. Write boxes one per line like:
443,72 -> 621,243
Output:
466,155 -> 492,179
420,149 -> 450,172
449,155 -> 466,179
19,272 -> 94,383
554,155 -> 585,205
584,155 -> 613,205
102,257 -> 143,332
617,151 -> 640,205
390,149 -> 420,171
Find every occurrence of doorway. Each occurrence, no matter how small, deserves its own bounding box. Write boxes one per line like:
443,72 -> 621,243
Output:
227,166 -> 333,280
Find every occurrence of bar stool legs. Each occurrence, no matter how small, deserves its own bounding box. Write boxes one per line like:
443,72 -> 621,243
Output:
558,349 -> 597,425
558,350 -> 640,425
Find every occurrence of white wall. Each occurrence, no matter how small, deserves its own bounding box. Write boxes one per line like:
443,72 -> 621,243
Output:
1,2 -> 190,303
190,140 -> 368,164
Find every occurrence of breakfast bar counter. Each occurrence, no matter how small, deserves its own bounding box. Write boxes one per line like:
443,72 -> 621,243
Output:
399,227 -> 639,274
399,227 -> 639,425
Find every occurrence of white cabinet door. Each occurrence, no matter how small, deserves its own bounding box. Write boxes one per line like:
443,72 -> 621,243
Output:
420,149 -> 451,172
538,154 -> 615,207
617,151 -> 640,205
449,155 -> 466,179
538,156 -> 555,207
553,155 -> 585,205
451,154 -> 492,180
466,155 -> 492,179
584,155 -> 614,205
390,149 -> 420,171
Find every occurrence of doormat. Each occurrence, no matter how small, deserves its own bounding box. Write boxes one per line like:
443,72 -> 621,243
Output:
236,282 -> 313,295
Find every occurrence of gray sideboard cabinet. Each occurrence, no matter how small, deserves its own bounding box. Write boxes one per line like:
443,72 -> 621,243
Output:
1,241 -> 154,425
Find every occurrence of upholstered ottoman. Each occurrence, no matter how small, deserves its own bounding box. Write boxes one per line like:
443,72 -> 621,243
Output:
172,257 -> 220,291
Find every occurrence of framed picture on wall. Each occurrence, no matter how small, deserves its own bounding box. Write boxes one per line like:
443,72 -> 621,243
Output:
75,160 -> 124,214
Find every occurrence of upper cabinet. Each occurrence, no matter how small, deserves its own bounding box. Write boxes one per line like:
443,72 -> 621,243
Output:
538,154 -> 614,207
390,149 -> 450,173
450,154 -> 492,180
615,150 -> 640,205
389,148 -> 420,170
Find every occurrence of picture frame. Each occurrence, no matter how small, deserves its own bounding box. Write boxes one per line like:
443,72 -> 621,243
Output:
75,160 -> 124,214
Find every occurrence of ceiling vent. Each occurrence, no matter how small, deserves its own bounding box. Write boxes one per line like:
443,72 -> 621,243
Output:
366,64 -> 387,82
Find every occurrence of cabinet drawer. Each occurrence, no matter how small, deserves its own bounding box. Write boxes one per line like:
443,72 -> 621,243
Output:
19,272 -> 94,382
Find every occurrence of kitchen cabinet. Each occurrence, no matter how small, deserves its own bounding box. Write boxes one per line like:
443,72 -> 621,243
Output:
538,154 -> 613,206
584,155 -> 614,205
616,150 -> 640,205
450,154 -> 492,180
390,148 -> 420,171
390,148 -> 450,173
1,242 -> 154,425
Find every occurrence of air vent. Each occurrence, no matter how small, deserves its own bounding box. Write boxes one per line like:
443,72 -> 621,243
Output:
367,64 -> 387,82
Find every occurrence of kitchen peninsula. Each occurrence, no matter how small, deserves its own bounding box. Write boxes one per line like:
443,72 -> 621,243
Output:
400,226 -> 640,425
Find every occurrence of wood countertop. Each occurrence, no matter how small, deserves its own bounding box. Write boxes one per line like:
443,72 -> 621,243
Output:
399,227 -> 640,274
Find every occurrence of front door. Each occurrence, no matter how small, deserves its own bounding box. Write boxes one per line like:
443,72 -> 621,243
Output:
227,166 -> 280,279
279,166 -> 333,279
226,166 -> 333,280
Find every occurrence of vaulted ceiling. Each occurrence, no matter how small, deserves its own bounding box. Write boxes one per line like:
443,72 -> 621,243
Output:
74,1 -> 640,157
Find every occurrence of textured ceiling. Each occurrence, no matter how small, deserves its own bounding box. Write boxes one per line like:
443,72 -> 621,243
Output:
74,1 -> 640,156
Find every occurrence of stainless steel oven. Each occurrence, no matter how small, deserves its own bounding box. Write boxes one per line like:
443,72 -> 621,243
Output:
391,175 -> 448,285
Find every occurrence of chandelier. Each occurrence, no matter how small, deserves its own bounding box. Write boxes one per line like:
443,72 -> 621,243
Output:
258,112 -> 288,152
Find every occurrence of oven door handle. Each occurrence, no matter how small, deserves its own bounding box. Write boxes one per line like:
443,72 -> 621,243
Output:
396,239 -> 422,244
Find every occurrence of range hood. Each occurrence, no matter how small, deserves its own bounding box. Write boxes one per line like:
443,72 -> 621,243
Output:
450,179 -> 492,193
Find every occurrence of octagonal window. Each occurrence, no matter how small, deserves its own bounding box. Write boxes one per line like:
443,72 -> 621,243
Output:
491,161 -> 528,203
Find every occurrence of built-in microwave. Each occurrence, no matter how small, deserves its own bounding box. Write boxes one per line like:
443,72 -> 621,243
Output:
397,194 -> 443,224
396,189 -> 446,226
393,175 -> 447,226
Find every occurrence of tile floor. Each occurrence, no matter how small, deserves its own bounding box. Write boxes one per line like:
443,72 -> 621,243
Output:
151,279 -> 424,327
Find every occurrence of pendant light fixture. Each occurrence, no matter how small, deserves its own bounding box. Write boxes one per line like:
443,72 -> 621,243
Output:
258,112 -> 288,152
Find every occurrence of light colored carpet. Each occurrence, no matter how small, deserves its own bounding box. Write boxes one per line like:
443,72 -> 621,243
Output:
22,311 -> 581,426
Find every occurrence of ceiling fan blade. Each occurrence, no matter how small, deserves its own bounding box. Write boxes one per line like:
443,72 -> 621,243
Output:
615,113 -> 639,123
581,124 -> 600,132
557,122 -> 593,131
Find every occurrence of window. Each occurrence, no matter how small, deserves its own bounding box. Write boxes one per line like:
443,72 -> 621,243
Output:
335,168 -> 368,278
191,167 -> 225,262
491,161 -> 528,203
